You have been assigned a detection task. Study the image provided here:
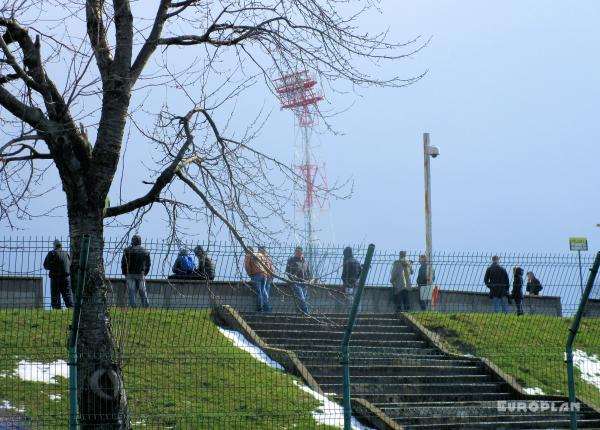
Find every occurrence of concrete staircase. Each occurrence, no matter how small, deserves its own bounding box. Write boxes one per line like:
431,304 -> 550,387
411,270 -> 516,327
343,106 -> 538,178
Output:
239,312 -> 600,429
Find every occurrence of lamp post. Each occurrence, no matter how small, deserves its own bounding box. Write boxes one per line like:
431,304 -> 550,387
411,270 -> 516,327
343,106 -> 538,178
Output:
423,133 -> 439,289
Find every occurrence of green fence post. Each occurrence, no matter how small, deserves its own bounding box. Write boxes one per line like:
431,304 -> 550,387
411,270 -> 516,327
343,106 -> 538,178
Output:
68,235 -> 91,430
565,251 -> 600,430
342,244 -> 375,430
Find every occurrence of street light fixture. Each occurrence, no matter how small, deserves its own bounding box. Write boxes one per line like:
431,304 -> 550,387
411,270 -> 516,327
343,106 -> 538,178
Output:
423,133 -> 439,288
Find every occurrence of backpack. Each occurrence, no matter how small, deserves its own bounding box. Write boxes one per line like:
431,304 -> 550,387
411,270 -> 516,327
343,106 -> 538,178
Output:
180,255 -> 195,273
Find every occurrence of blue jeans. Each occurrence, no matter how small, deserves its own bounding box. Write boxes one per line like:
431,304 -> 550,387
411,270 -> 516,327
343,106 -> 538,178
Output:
492,296 -> 509,313
126,274 -> 150,308
251,275 -> 270,312
264,278 -> 272,304
292,283 -> 309,314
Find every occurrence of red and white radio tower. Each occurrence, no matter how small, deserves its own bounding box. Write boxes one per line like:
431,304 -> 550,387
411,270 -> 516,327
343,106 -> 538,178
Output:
274,70 -> 327,259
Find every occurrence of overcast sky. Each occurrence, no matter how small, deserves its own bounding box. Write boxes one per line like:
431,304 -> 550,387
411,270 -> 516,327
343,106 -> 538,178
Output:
3,1 -> 600,254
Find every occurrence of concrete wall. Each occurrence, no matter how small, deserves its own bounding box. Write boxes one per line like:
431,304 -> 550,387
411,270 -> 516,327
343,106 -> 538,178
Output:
0,276 -> 43,308
106,279 -> 563,316
0,275 -> 564,315
584,299 -> 600,317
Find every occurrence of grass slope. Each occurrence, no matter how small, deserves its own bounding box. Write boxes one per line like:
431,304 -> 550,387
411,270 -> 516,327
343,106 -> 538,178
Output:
414,312 -> 600,409
0,309 -> 338,429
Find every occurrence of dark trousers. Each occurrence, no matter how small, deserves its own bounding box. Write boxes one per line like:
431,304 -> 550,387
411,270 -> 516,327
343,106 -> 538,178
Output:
393,289 -> 411,312
50,276 -> 74,309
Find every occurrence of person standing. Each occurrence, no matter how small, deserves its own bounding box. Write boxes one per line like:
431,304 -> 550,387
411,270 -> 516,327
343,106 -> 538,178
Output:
416,255 -> 435,311
341,247 -> 362,307
484,256 -> 510,313
511,266 -> 524,316
390,251 -> 413,312
526,271 -> 543,296
193,246 -> 216,281
258,246 -> 274,308
244,247 -> 270,312
121,234 -> 151,308
285,246 -> 311,314
43,239 -> 74,310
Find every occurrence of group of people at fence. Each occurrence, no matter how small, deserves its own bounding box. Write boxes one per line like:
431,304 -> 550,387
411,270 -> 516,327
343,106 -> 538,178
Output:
42,236 -> 542,314
390,252 -> 543,315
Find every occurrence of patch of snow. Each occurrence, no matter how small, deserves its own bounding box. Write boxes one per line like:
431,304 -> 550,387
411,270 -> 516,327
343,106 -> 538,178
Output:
573,350 -> 600,390
217,328 -> 284,370
15,360 -> 69,384
463,354 -> 474,357
293,381 -> 375,430
218,327 -> 374,429
0,400 -> 25,413
132,420 -> 146,426
48,394 -> 62,400
524,387 -> 545,395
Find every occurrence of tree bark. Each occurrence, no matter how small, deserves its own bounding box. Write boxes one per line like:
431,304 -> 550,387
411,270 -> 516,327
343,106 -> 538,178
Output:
69,206 -> 129,430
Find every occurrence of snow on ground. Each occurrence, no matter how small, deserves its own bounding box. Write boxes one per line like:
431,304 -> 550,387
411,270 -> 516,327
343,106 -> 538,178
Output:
0,400 -> 25,413
574,350 -> 600,391
219,327 -> 374,430
218,327 -> 284,370
15,360 -> 68,384
293,381 -> 375,430
48,394 -> 62,400
524,387 -> 545,395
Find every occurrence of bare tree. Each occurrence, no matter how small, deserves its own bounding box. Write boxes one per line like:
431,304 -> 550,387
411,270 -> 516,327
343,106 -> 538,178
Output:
0,0 -> 424,428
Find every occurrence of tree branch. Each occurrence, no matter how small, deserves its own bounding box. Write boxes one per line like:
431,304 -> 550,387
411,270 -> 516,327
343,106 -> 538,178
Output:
104,109 -> 199,218
0,86 -> 51,130
130,0 -> 170,84
85,0 -> 113,82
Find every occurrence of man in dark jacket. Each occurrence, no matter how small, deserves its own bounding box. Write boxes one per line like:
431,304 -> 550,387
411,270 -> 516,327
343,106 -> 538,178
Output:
43,239 -> 74,310
341,247 -> 361,307
121,235 -> 151,308
526,272 -> 543,295
285,246 -> 311,314
484,256 -> 510,313
194,246 -> 215,281
512,267 -> 524,316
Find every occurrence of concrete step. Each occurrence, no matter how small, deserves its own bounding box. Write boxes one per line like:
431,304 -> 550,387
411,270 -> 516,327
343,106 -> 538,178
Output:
396,413 -> 596,426
402,418 -> 600,429
298,353 -> 481,368
263,337 -> 428,349
377,401 -> 597,418
337,391 -> 513,404
312,364 -> 487,377
246,320 -> 415,333
253,329 -> 421,341
320,382 -> 504,395
241,312 -> 401,322
314,374 -> 492,385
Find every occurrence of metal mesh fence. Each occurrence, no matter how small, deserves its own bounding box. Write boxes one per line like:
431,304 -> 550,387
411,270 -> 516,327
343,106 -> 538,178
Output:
1,237 -> 600,429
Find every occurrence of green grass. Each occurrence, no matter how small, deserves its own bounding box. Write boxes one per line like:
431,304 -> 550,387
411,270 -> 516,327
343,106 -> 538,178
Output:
0,309 -> 338,429
413,312 -> 600,409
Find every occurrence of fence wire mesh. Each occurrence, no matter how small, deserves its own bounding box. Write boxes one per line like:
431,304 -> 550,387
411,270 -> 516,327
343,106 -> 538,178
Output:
1,237 -> 600,429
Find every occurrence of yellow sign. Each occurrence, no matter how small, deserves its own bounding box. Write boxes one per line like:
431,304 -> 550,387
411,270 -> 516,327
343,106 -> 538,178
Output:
569,237 -> 588,252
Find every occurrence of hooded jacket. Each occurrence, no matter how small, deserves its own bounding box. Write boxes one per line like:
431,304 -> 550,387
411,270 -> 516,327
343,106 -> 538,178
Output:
512,267 -> 524,301
341,247 -> 361,285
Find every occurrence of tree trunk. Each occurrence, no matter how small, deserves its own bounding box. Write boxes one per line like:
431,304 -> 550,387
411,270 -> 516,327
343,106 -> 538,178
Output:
70,210 -> 129,430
